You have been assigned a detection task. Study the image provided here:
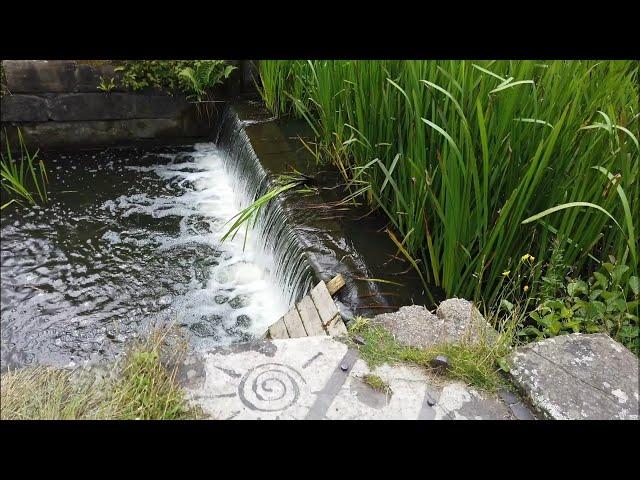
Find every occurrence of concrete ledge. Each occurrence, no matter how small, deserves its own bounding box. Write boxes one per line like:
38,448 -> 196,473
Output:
4,60 -> 78,93
508,333 -> 639,420
3,60 -> 126,93
2,93 -> 193,123
1,117 -> 214,150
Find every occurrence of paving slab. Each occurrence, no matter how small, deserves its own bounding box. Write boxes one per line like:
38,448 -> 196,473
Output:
178,336 -> 519,420
507,333 -> 639,420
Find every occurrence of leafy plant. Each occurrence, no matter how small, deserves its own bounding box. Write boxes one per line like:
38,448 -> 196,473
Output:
523,257 -> 639,354
115,60 -> 235,102
1,128 -> 48,208
221,172 -> 313,247
97,75 -> 116,92
178,60 -> 236,102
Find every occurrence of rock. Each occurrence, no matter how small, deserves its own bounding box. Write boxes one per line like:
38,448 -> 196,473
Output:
189,322 -> 217,338
507,333 -> 639,420
214,295 -> 228,304
371,301 -> 496,350
235,315 -> 252,328
353,335 -> 366,346
229,295 -> 249,309
497,388 -> 519,405
203,314 -> 223,325
436,297 -> 498,344
430,355 -> 450,370
509,402 -> 537,420
174,152 -> 195,163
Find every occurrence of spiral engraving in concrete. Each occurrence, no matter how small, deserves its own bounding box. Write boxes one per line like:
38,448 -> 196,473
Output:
238,363 -> 306,412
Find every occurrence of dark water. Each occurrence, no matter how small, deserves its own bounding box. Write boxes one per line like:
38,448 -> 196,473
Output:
1,144 -> 288,370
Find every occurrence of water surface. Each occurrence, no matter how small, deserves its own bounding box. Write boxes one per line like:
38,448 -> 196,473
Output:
1,144 -> 289,370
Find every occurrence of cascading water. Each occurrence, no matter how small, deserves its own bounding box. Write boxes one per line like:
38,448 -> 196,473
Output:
214,107 -> 316,307
1,130 -> 314,370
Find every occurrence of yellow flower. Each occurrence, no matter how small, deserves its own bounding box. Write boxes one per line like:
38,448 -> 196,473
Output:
521,253 -> 535,263
502,270 -> 511,277
523,285 -> 529,292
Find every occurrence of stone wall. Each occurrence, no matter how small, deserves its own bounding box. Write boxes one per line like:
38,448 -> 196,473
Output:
0,60 -> 251,150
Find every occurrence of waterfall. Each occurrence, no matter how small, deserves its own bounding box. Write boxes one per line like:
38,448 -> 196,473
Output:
214,106 -> 316,308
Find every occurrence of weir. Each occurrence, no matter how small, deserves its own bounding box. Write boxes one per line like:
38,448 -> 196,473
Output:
211,101 -> 432,322
1,95 -> 431,372
213,106 -> 316,307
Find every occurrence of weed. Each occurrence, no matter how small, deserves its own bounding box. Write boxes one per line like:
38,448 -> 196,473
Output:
361,374 -> 392,395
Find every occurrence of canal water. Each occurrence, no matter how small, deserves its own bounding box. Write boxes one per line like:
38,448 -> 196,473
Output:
1,144 -> 290,370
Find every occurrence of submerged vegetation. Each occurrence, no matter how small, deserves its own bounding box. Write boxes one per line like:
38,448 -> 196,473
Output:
1,128 -> 48,209
257,60 -> 639,350
0,329 -> 197,420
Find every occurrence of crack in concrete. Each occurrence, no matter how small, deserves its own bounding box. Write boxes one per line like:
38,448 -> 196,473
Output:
529,349 -> 625,407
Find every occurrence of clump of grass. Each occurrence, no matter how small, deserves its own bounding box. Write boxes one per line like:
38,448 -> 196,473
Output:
361,374 -> 392,395
348,315 -> 515,393
0,328 -> 199,420
1,128 -> 48,209
0,367 -> 108,420
107,330 -> 194,420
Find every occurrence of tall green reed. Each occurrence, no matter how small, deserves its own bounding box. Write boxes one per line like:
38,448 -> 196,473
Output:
257,60 -> 639,308
1,128 -> 49,209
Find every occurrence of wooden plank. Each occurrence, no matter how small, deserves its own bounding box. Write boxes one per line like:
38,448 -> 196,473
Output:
325,315 -> 348,337
326,274 -> 345,295
268,318 -> 289,339
310,281 -> 339,326
282,307 -> 307,338
296,296 -> 326,337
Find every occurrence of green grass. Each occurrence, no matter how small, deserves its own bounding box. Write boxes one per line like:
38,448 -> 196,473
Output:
348,315 -> 515,393
257,60 -> 639,310
221,172 -> 314,247
0,328 -> 199,420
361,374 -> 392,395
1,128 -> 48,209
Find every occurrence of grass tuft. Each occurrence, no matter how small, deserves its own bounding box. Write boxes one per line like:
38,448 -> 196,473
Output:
0,328 -> 199,420
361,374 -> 392,395
348,315 -> 514,393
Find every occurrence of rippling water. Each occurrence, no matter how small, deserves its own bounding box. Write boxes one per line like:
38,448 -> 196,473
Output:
1,144 -> 289,370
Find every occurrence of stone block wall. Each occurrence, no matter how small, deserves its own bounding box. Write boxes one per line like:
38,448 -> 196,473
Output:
0,60 -> 250,150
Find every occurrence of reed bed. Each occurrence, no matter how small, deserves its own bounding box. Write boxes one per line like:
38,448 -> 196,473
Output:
257,60 -> 639,308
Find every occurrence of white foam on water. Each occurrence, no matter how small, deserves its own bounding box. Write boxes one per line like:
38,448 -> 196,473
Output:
130,144 -> 289,344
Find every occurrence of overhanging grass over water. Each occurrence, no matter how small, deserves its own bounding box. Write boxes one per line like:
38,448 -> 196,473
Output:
258,60 -> 639,306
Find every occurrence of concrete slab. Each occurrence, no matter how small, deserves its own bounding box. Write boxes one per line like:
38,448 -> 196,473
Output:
179,336 -> 519,420
507,333 -> 639,420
